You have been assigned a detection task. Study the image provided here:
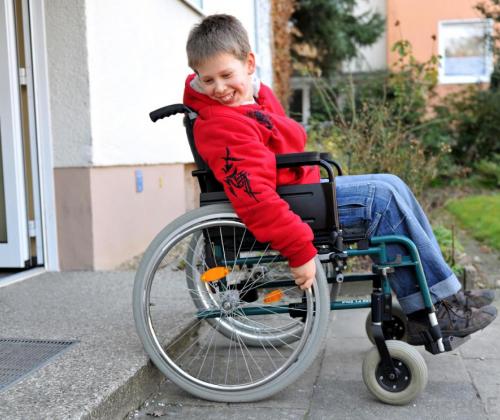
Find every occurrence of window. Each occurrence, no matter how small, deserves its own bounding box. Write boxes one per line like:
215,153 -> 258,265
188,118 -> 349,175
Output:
438,19 -> 493,84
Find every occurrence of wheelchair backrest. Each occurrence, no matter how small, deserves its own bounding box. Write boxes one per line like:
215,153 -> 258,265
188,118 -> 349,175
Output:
149,104 -> 366,248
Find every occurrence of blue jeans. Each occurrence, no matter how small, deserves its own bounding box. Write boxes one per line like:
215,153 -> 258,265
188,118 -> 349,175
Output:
335,174 -> 461,314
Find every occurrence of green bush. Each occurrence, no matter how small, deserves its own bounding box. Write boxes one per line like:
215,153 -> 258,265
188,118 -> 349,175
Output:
305,33 -> 500,189
475,154 -> 500,187
435,87 -> 500,168
306,40 -> 450,197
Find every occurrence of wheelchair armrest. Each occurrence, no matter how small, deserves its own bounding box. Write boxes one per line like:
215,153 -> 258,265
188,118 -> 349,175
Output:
276,152 -> 337,181
193,152 -> 323,186
320,153 -> 343,176
275,152 -> 321,168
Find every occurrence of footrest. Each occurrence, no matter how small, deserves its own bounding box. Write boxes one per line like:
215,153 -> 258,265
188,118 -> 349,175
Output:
443,335 -> 470,351
423,334 -> 471,354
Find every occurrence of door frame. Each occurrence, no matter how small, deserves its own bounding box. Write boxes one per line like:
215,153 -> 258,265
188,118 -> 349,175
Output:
29,0 -> 59,270
0,0 -> 61,272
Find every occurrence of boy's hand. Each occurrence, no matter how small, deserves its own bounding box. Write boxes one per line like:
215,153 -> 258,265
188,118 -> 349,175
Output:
290,258 -> 316,290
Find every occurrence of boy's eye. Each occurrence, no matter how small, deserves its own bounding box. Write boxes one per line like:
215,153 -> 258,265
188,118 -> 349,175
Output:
202,79 -> 213,84
222,73 -> 232,79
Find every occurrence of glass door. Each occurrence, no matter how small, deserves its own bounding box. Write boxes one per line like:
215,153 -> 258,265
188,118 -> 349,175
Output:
0,0 -> 29,268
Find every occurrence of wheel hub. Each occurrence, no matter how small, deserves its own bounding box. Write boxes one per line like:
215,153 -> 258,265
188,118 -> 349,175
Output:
375,358 -> 411,392
220,289 -> 240,313
383,316 -> 406,340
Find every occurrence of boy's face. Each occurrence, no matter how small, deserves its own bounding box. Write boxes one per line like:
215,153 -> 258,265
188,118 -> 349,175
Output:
196,52 -> 256,107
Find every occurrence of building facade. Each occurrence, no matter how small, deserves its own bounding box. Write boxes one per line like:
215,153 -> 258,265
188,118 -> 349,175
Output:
0,0 -> 273,273
291,0 -> 495,125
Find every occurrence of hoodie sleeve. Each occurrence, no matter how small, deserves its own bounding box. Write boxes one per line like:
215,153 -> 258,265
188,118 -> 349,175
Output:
195,114 -> 317,267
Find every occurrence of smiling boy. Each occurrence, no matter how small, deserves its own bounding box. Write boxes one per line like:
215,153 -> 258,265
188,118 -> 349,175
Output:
184,15 -> 319,291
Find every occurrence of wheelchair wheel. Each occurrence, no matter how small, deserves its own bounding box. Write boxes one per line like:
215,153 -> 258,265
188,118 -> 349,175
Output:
185,232 -> 305,347
362,340 -> 428,405
133,203 -> 330,402
365,301 -> 408,344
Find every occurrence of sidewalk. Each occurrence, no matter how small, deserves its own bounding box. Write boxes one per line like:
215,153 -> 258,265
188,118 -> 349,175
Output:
0,271 -> 163,420
0,271 -> 498,420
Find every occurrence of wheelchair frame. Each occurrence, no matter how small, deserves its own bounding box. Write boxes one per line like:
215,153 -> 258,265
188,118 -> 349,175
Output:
136,103 -> 466,404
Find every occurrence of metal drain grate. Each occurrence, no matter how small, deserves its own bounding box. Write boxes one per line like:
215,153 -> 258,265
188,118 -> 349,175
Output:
0,337 -> 78,392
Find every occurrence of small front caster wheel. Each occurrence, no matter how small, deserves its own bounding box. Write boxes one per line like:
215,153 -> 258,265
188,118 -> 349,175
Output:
365,301 -> 408,344
362,340 -> 428,405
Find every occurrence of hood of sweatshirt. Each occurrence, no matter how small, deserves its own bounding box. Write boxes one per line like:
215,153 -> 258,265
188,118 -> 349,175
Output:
183,73 -> 284,116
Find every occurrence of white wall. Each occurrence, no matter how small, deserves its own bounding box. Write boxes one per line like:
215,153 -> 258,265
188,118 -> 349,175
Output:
86,0 -> 199,166
45,0 -> 92,168
255,0 -> 273,87
48,0 -> 273,167
86,0 -> 273,166
202,0 -> 256,44
202,0 -> 273,86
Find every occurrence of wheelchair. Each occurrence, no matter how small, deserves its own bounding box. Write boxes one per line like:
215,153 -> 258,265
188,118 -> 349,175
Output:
132,104 -> 466,405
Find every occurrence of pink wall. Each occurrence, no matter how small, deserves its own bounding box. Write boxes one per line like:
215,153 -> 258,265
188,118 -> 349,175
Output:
90,165 -> 188,269
54,168 -> 94,270
55,163 -> 199,270
386,0 -> 491,96
387,0 -> 483,66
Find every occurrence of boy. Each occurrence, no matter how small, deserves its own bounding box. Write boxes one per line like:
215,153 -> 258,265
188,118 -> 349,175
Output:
183,14 -> 496,344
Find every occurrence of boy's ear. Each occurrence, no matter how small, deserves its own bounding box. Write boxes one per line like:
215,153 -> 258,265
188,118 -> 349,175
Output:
246,52 -> 256,74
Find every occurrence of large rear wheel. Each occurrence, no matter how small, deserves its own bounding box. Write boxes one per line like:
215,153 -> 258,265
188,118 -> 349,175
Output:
133,204 -> 330,402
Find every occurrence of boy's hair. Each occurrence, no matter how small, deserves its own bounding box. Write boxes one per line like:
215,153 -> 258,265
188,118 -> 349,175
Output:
186,14 -> 251,70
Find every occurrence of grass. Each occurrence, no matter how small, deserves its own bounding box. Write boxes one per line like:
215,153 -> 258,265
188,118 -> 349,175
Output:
446,194 -> 500,251
432,225 -> 464,277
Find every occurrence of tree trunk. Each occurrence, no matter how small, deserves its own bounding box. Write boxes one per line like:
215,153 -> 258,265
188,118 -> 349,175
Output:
271,0 -> 295,112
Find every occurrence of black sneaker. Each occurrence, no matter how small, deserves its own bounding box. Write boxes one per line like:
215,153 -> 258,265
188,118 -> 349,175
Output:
407,300 -> 497,345
444,289 -> 495,309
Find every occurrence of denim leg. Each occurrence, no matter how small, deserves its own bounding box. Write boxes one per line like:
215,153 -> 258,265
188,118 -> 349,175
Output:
336,175 -> 461,314
349,174 -> 441,252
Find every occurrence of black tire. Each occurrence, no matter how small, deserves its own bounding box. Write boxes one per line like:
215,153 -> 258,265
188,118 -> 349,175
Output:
365,300 -> 408,344
362,340 -> 428,405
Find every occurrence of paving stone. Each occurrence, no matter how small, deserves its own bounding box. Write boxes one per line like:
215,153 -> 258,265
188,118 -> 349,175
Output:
129,404 -> 307,419
459,316 -> 500,360
327,308 -> 371,339
462,359 -> 500,417
309,378 -> 487,420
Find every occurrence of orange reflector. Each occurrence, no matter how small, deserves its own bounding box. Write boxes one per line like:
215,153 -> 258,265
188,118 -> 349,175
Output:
201,267 -> 230,282
263,289 -> 283,303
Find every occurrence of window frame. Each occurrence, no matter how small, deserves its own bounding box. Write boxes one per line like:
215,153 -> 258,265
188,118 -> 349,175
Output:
180,0 -> 205,16
438,18 -> 494,85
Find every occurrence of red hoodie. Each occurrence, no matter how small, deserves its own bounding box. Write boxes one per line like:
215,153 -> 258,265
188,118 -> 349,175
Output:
183,74 -> 319,267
